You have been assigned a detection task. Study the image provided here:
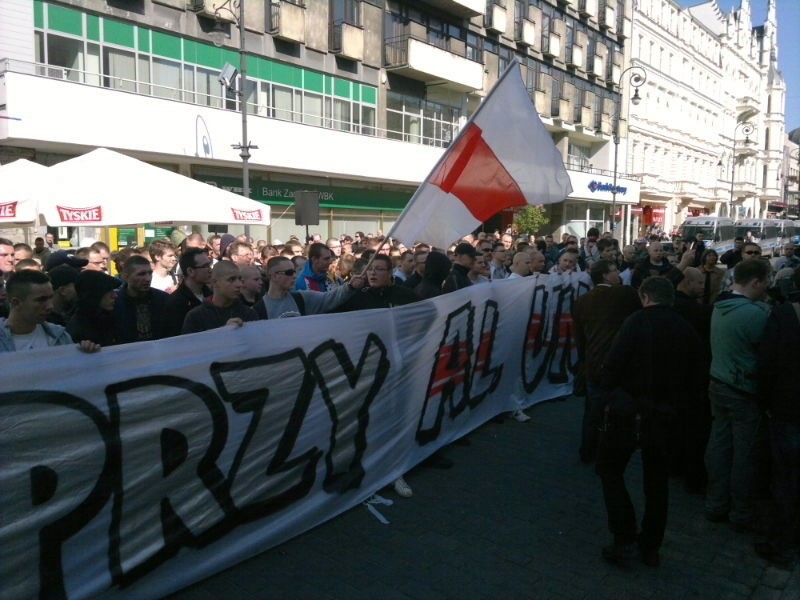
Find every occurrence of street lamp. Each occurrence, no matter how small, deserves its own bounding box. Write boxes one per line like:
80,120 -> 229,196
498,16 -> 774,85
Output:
611,65 -> 646,239
726,121 -> 755,219
209,0 -> 258,237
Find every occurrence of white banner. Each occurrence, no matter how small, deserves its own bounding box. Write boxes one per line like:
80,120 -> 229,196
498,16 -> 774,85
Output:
0,273 -> 590,600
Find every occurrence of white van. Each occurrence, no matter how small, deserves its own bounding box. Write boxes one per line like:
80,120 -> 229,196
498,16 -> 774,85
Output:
734,219 -> 783,257
677,217 -> 736,253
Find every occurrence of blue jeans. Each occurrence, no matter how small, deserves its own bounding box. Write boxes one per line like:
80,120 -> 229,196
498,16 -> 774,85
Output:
704,380 -> 764,524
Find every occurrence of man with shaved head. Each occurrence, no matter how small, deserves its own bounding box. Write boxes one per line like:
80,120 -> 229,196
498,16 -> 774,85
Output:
182,261 -> 259,334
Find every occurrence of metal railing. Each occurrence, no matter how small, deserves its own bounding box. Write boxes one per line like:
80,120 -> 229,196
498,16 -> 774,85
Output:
0,57 -> 455,149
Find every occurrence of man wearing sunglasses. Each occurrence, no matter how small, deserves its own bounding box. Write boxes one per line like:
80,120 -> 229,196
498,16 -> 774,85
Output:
256,256 -> 364,319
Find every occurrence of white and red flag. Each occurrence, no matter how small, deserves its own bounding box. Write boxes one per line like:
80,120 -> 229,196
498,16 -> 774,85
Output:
389,59 -> 572,249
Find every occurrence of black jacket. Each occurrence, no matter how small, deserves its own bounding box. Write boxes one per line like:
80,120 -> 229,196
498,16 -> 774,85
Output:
442,263 -> 472,294
336,284 -> 418,312
758,302 -> 800,422
601,305 -> 702,417
163,282 -> 212,337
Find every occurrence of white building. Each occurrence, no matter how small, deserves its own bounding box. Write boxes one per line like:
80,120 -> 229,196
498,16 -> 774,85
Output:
626,0 -> 785,236
1,0 -> 641,246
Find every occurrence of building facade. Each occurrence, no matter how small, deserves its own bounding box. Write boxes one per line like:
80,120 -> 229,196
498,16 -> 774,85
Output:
2,0 -> 641,245
627,0 -> 785,237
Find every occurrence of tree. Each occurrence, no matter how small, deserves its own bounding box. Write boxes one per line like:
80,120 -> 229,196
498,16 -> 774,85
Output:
513,205 -> 549,236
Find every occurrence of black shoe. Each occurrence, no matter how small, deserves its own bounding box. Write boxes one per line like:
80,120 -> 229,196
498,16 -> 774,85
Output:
579,448 -> 595,464
453,436 -> 471,447
729,519 -> 753,533
602,543 -> 635,565
491,415 -> 505,424
639,546 -> 661,567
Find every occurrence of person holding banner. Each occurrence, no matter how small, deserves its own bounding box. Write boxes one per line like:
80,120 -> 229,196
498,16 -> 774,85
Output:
182,261 -> 259,334
256,256 -> 364,319
0,269 -> 100,353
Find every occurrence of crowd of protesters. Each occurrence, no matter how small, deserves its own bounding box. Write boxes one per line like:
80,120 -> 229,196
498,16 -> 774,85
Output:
0,224 -> 798,569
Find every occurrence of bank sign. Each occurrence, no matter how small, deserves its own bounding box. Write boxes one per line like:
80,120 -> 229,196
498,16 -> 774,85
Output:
566,170 -> 640,203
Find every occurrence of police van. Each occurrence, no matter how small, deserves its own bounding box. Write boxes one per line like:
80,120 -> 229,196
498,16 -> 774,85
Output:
677,217 -> 736,253
734,219 -> 782,256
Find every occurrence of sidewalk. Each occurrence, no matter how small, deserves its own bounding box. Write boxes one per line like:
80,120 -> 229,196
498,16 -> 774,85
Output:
168,396 -> 799,600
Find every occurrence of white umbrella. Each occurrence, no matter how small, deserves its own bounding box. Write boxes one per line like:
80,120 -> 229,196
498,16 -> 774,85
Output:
37,148 -> 270,227
0,159 -> 49,224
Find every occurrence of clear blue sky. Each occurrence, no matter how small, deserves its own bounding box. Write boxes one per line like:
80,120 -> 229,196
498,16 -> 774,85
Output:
675,0 -> 799,133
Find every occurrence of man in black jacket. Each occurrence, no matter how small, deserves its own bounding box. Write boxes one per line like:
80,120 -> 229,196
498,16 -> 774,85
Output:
756,268 -> 800,567
442,242 -> 475,293
163,248 -> 212,337
597,276 -> 702,568
182,261 -> 258,334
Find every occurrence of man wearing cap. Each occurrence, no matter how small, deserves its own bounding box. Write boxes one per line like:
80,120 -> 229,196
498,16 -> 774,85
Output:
443,242 -> 476,293
46,265 -> 80,326
45,250 -> 89,272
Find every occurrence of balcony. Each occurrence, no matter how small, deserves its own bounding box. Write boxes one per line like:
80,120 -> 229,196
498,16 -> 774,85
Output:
566,45 -> 584,69
575,106 -> 593,129
485,1 -> 507,34
734,139 -> 758,159
606,62 -> 621,86
330,21 -> 364,62
534,88 -> 552,117
0,66 -> 444,187
673,180 -> 700,198
736,94 -> 759,120
384,36 -> 483,92
269,0 -> 305,45
590,56 -> 605,79
599,5 -> 616,32
188,0 -> 236,23
542,32 -> 561,59
732,179 -> 757,197
515,18 -> 536,46
578,0 -> 597,18
424,0 -> 485,18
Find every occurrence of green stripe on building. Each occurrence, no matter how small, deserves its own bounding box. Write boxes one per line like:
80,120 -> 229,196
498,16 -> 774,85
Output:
103,19 -> 135,48
47,3 -> 82,37
86,14 -> 100,42
199,176 -> 411,212
152,30 -> 182,60
138,28 -> 150,53
34,0 -> 44,29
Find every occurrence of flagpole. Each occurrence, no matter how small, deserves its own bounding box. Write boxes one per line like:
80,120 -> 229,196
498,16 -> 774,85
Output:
385,58 -> 524,244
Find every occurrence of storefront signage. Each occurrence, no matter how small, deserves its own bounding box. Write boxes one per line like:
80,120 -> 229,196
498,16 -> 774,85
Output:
198,174 -> 413,212
587,180 -> 627,195
56,205 -> 102,223
0,201 -> 18,218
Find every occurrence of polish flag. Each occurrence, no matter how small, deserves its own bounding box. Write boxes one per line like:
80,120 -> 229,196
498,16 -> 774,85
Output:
390,59 -> 572,249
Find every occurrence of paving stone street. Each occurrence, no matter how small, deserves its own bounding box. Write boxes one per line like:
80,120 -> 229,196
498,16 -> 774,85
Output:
169,396 -> 799,600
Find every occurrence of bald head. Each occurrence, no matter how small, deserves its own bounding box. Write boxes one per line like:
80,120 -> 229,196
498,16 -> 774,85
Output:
511,251 -> 531,276
678,266 -> 703,299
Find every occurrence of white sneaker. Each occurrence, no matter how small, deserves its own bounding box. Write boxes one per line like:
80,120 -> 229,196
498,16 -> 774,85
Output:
393,477 -> 413,498
513,409 -> 531,423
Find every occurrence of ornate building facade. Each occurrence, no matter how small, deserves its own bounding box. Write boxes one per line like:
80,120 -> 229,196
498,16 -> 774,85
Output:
626,0 -> 785,236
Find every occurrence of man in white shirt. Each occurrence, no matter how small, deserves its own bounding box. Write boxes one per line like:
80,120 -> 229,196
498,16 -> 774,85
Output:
148,240 -> 178,293
0,270 -> 99,353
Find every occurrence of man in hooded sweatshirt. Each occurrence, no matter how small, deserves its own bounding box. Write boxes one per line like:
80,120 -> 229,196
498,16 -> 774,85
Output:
704,258 -> 772,531
67,270 -> 121,346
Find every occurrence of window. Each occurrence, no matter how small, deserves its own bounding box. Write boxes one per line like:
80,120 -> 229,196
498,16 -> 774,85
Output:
47,34 -> 85,82
304,91 -> 324,127
466,33 -> 482,62
152,57 -> 181,100
103,46 -> 136,92
331,0 -> 361,27
196,67 -> 222,108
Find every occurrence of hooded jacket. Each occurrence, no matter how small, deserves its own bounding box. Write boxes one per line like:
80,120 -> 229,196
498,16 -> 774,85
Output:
710,291 -> 771,395
295,260 -> 332,292
0,318 -> 73,352
415,252 -> 451,300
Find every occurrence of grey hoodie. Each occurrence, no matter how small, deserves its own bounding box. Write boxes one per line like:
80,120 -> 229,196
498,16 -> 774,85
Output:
0,318 -> 74,352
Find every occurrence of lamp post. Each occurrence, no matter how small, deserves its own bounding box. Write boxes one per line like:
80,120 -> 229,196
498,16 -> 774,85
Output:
611,65 -> 646,240
727,121 -> 755,220
210,0 -> 257,237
